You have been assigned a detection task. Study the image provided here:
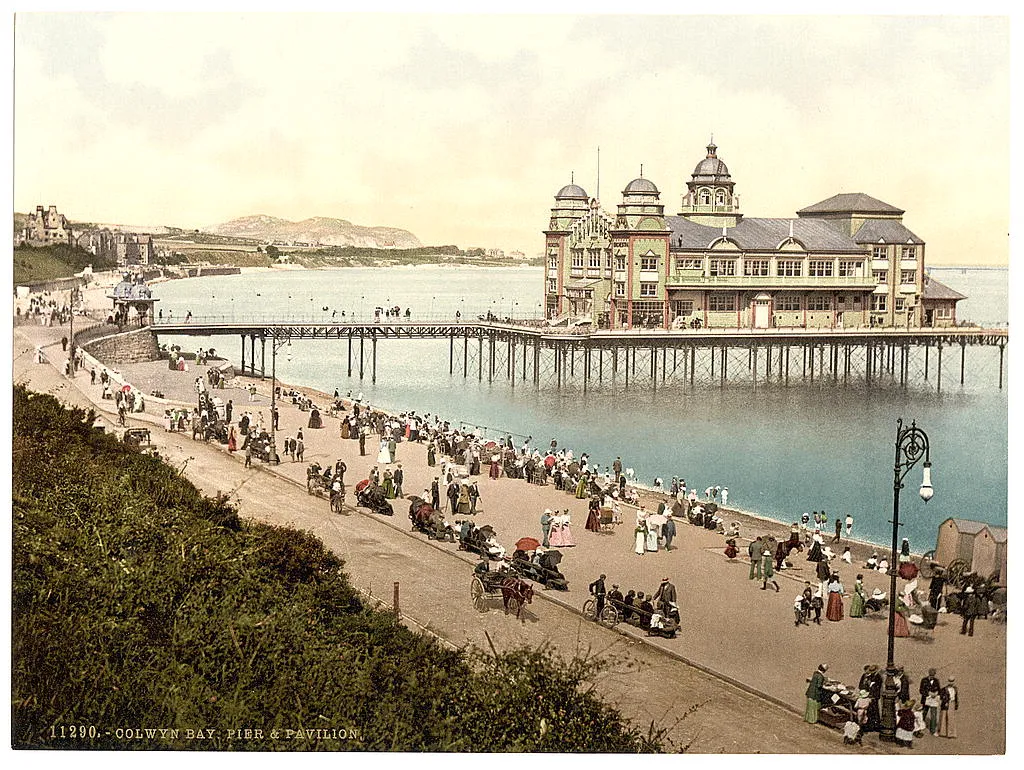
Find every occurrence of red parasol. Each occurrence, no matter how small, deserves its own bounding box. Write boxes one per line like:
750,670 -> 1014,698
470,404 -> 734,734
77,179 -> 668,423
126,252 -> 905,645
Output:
354,479 -> 370,493
515,536 -> 541,551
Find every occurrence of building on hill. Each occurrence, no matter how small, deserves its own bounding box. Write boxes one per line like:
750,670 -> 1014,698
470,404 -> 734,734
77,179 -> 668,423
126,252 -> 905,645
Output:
543,141 -> 966,330
76,229 -> 155,266
19,205 -> 72,246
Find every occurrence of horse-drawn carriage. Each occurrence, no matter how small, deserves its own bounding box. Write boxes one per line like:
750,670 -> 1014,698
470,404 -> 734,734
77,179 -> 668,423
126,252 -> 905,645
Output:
407,497 -> 456,542
354,479 -> 394,516
510,545 -> 569,591
306,465 -> 346,513
470,561 -> 534,619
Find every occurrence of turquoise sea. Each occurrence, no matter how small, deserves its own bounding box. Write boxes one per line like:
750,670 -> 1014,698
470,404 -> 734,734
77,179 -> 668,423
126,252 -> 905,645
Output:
152,265 -> 1008,551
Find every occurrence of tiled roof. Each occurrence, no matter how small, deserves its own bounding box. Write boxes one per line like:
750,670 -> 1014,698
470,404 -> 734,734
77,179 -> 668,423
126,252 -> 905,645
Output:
852,219 -> 923,245
797,193 -> 904,215
667,216 -> 863,252
922,275 -> 967,301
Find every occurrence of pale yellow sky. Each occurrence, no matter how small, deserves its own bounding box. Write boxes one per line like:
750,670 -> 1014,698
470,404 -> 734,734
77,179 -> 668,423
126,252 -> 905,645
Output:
12,11 -> 1011,264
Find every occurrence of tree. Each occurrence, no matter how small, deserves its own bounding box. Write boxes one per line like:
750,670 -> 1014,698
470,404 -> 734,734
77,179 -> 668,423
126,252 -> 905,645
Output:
265,245 -> 281,260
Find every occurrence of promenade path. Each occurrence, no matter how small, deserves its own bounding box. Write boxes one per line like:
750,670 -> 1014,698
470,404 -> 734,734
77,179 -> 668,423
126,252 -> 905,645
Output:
13,319 -> 1007,755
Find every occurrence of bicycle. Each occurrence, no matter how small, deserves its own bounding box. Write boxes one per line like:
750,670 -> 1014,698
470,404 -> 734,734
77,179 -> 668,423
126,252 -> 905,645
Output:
582,597 -> 621,627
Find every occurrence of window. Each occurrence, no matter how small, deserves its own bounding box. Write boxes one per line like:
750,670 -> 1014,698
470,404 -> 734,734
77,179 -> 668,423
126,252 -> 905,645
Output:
872,246 -> 888,260
807,295 -> 832,311
776,294 -> 802,311
709,259 -> 736,276
614,255 -> 626,271
547,255 -> 558,269
589,251 -> 602,269
901,246 -> 917,260
873,270 -> 888,284
547,279 -> 557,294
744,259 -> 769,276
614,282 -> 625,297
640,255 -> 659,271
894,297 -> 906,311
900,269 -> 916,284
936,306 -> 951,319
640,282 -> 659,297
673,300 -> 694,316
571,253 -> 584,269
839,260 -> 863,277
871,295 -> 887,312
777,260 -> 803,277
675,257 -> 703,271
708,294 -> 737,312
808,260 -> 834,277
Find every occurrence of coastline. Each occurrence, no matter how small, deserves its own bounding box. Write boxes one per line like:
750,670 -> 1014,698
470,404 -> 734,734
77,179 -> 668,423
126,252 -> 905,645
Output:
231,367 -> 914,560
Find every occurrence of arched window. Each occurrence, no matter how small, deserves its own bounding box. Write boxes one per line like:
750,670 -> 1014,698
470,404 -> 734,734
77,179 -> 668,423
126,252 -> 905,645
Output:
699,188 -> 711,205
715,189 -> 726,206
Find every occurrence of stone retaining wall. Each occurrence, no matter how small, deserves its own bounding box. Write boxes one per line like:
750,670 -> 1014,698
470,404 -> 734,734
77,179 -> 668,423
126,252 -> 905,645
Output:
81,326 -> 161,365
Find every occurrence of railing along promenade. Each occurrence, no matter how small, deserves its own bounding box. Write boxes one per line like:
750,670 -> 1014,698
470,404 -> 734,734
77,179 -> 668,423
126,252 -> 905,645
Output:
150,316 -> 1008,391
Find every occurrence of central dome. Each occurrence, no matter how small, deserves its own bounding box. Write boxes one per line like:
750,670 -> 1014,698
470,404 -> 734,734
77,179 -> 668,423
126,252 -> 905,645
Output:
623,177 -> 659,195
691,141 -> 731,180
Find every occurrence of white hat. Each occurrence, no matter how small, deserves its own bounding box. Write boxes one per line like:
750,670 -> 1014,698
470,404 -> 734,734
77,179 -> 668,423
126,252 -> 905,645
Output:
965,586 -> 974,593
543,508 -> 552,514
872,589 -> 886,599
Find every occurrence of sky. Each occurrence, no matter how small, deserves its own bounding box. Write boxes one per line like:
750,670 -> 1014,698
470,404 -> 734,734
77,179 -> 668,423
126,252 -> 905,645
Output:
11,10 -> 1013,263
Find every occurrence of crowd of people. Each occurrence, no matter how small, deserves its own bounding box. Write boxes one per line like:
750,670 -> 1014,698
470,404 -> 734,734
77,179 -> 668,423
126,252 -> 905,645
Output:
804,662 -> 961,748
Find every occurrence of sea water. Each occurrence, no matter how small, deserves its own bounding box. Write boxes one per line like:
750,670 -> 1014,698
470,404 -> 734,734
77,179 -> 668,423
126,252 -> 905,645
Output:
152,265 -> 1008,550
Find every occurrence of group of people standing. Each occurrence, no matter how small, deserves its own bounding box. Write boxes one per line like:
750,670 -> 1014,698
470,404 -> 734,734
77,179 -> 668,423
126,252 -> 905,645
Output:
804,663 -> 960,748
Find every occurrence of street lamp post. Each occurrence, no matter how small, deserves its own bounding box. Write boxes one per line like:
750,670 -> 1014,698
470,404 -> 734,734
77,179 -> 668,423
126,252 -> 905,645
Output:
879,418 -> 933,742
269,334 -> 291,465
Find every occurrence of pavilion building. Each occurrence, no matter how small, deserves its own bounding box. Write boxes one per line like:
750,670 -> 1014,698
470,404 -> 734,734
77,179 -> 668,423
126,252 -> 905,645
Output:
543,142 -> 965,330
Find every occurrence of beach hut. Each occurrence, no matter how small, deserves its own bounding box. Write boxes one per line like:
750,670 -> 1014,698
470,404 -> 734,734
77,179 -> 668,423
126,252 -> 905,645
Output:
934,518 -> 1007,584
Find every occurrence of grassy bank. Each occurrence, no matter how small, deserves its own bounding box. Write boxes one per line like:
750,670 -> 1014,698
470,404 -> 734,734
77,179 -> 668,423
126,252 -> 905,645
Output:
13,244 -> 118,286
11,386 -> 664,752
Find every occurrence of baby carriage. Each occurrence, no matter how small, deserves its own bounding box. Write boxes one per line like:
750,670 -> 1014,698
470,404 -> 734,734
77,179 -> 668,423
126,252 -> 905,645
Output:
356,479 -> 394,516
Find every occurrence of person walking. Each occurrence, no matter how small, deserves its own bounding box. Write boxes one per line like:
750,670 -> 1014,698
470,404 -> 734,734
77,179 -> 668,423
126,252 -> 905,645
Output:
939,677 -> 959,738
748,536 -> 763,581
393,464 -> 404,498
663,515 -> 677,551
468,480 -> 480,513
359,427 -> 367,457
896,700 -> 917,748
845,514 -> 854,538
804,664 -> 828,724
541,508 -> 554,547
761,549 -> 780,592
430,477 -> 441,510
244,442 -> 252,469
920,668 -> 942,735
653,577 -> 677,615
849,574 -> 867,618
295,436 -> 304,463
833,517 -> 843,543
959,586 -> 982,636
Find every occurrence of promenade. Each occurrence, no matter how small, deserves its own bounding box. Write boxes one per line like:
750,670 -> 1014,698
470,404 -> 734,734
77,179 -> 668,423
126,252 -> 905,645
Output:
13,316 -> 1007,755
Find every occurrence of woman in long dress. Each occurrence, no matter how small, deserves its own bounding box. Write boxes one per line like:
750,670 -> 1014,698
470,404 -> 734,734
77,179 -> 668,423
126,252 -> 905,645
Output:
826,574 -> 845,621
227,426 -> 237,453
585,498 -> 601,532
634,521 -> 646,555
456,483 -> 472,515
645,519 -> 659,552
340,421 -> 350,439
574,475 -> 588,499
893,596 -> 912,637
489,453 -> 501,480
849,575 -> 867,618
377,439 -> 391,464
555,512 -> 575,547
382,470 -> 395,499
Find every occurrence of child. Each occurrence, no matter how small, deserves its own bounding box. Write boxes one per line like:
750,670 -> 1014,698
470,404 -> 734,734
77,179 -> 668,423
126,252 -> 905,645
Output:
810,590 -> 824,625
794,594 -> 809,626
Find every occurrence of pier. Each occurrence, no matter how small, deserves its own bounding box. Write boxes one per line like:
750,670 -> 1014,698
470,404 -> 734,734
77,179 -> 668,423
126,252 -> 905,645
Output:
151,319 -> 1008,392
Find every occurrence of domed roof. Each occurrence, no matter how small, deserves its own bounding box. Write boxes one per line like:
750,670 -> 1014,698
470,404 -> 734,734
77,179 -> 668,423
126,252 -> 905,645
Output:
693,156 -> 730,178
691,141 -> 731,180
555,183 -> 589,199
623,177 -> 659,195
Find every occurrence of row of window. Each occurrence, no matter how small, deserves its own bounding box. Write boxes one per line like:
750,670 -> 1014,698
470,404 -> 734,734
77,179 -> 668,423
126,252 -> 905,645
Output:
874,246 -> 919,260
554,254 -> 920,282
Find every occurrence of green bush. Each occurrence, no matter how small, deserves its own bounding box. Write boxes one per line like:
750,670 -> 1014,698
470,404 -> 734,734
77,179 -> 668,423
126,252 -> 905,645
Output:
12,386 -> 664,752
